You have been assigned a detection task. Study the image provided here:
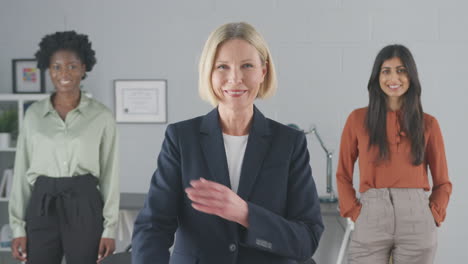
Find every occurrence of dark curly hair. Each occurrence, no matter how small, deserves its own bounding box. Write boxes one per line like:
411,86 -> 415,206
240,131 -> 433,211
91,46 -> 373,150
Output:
35,31 -> 96,80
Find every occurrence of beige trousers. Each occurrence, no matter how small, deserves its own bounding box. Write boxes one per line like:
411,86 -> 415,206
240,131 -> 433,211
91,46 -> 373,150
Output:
348,188 -> 437,264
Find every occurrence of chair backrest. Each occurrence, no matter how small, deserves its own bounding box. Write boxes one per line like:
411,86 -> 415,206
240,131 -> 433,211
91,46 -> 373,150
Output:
100,252 -> 132,264
300,258 -> 317,264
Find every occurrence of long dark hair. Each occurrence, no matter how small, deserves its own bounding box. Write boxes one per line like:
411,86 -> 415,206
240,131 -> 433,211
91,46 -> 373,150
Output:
366,44 -> 425,165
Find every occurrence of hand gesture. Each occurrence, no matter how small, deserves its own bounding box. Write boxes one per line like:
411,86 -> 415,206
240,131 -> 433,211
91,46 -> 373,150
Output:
11,237 -> 27,262
185,178 -> 249,227
97,238 -> 115,263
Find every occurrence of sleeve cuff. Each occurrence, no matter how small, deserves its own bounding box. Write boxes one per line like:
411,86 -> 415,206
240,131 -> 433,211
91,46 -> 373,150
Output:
430,203 -> 443,227
241,203 -> 273,251
101,227 -> 117,239
348,203 -> 362,222
12,225 -> 26,239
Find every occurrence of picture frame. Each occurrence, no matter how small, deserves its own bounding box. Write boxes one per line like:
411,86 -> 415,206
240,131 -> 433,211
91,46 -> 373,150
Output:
114,79 -> 167,123
12,59 -> 45,93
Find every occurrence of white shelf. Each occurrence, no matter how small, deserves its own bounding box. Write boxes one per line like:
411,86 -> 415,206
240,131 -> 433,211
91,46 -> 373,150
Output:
1,94 -> 45,257
1,94 -> 50,152
0,148 -> 16,152
0,93 -> 50,101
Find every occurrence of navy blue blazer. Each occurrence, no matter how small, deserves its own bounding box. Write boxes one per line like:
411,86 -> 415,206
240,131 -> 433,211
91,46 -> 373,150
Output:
132,107 -> 324,264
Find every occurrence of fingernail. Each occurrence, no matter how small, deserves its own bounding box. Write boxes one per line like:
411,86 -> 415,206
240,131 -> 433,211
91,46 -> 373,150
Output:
98,255 -> 101,259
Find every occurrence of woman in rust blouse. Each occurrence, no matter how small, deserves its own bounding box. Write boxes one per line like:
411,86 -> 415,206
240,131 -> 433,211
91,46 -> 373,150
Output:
336,44 -> 452,264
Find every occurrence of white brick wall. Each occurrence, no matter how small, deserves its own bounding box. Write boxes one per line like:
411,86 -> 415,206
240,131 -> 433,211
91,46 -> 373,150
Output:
1,0 -> 467,263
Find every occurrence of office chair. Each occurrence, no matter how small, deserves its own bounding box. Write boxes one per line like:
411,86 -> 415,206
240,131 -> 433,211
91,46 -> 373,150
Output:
101,244 -> 132,264
336,217 -> 355,264
300,258 -> 317,264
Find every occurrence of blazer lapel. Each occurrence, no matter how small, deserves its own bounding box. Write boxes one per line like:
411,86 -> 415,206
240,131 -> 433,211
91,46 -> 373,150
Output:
237,106 -> 271,200
199,108 -> 231,188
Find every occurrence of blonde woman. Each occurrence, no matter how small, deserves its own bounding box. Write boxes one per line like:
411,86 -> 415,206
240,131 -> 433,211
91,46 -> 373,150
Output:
132,22 -> 324,264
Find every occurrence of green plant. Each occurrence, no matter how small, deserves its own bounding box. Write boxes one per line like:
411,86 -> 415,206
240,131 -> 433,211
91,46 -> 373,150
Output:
0,109 -> 18,133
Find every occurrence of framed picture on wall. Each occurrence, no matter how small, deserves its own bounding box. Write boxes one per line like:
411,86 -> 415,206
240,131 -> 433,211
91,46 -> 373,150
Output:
12,59 -> 45,93
114,79 -> 167,123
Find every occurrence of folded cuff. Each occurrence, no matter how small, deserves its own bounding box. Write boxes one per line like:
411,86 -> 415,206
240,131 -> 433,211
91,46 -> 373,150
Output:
12,225 -> 26,239
340,203 -> 362,222
430,203 -> 443,227
101,227 -> 117,239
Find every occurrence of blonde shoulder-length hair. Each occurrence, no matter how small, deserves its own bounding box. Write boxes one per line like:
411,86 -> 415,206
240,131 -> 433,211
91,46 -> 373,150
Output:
198,22 -> 277,106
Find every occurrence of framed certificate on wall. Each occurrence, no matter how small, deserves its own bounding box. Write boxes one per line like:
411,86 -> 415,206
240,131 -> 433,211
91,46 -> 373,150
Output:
114,79 -> 167,123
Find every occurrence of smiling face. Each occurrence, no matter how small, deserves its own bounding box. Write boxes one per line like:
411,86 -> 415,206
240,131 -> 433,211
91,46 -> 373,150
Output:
211,39 -> 267,112
379,57 -> 410,108
49,50 -> 86,94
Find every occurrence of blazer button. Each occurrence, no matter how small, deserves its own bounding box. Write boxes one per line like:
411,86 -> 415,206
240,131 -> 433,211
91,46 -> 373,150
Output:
229,243 -> 237,252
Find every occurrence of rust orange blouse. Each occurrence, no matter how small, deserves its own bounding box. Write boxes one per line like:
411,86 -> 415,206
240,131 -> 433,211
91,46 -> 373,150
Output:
336,107 -> 452,226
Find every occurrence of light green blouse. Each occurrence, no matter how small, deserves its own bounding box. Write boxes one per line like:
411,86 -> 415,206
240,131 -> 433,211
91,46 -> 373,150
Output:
9,92 -> 119,239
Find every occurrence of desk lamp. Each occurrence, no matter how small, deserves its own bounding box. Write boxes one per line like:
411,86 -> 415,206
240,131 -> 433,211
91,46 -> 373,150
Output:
287,124 -> 338,203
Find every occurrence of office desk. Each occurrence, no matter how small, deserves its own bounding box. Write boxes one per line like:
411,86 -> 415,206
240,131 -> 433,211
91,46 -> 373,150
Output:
120,192 -> 146,210
320,201 -> 340,216
121,193 -> 342,212
319,201 -> 347,233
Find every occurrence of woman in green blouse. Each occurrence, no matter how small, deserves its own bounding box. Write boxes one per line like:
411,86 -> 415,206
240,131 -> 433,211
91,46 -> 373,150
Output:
9,31 -> 119,264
